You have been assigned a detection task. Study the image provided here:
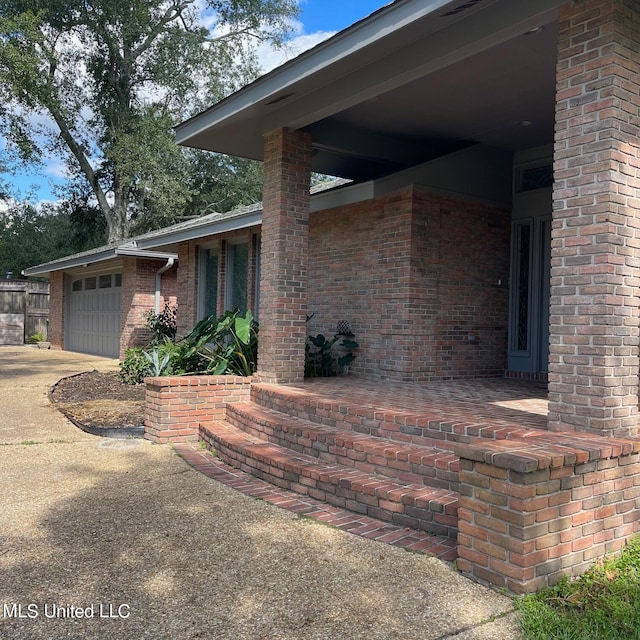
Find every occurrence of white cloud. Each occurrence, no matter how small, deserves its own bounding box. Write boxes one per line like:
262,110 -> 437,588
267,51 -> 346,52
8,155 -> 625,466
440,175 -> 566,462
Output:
257,29 -> 336,73
44,159 -> 70,180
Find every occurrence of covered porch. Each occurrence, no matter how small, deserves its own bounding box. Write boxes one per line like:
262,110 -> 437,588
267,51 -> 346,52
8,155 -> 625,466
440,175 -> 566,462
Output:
169,0 -> 640,593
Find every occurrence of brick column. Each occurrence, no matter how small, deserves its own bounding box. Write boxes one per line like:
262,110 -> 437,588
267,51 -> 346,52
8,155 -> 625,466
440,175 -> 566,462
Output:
48,271 -> 65,350
176,241 -> 199,336
257,128 -> 312,384
549,0 -> 640,438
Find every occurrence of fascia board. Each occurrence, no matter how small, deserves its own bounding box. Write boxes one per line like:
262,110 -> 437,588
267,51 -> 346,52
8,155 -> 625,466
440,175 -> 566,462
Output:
132,211 -> 263,250
114,248 -> 178,260
22,248 -> 121,277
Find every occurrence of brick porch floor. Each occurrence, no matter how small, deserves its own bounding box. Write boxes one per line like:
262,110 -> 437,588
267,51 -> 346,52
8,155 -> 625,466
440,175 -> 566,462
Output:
271,376 -> 549,432
174,376 -> 549,562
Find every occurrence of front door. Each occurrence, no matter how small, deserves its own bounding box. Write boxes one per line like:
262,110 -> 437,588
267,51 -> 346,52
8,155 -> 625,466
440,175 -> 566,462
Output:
508,189 -> 552,375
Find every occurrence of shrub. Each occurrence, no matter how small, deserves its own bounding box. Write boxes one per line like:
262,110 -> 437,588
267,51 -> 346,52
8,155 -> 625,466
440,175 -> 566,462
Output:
305,334 -> 358,377
118,348 -> 151,385
180,309 -> 258,376
119,309 -> 258,382
144,303 -> 177,345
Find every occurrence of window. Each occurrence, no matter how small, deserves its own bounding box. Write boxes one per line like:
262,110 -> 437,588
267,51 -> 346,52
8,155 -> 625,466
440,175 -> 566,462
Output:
114,273 -> 122,287
511,221 -> 532,353
516,164 -> 553,193
254,235 -> 261,319
199,248 -> 219,319
225,242 -> 249,314
84,277 -> 96,290
99,274 -> 112,289
71,279 -> 83,292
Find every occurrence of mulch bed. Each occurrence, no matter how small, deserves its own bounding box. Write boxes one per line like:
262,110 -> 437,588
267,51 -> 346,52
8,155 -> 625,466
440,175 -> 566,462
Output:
50,370 -> 146,433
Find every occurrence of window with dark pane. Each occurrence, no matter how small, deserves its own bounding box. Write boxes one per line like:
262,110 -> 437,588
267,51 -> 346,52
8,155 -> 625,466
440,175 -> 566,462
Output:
202,248 -> 218,318
516,223 -> 531,351
226,242 -> 249,314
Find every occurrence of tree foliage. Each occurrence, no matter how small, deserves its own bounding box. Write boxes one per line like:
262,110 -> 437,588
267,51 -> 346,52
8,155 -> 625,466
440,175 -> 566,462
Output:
0,199 -> 107,277
0,0 -> 297,242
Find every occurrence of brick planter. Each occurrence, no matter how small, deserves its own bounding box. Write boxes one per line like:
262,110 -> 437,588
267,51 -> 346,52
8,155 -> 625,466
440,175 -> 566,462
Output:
455,434 -> 640,594
144,375 -> 253,444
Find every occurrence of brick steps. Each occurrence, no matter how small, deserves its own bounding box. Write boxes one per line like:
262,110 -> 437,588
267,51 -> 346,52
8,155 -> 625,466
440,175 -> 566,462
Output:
226,401 -> 460,492
200,420 -> 459,538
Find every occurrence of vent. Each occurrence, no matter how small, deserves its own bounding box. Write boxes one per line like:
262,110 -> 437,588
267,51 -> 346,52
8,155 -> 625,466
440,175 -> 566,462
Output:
265,93 -> 294,106
441,0 -> 486,17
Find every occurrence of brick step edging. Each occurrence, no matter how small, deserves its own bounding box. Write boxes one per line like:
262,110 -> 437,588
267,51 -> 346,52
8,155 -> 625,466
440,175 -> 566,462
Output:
173,443 -> 458,562
200,421 -> 459,539
226,401 -> 460,492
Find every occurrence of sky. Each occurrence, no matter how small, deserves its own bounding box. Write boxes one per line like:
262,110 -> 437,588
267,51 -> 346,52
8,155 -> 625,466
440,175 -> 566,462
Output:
3,0 -> 389,205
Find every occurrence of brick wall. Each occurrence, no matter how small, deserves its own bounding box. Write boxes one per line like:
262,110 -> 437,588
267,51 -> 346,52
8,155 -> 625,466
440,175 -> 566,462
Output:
549,0 -> 640,437
144,375 -> 253,443
414,189 -> 510,379
177,242 -> 199,336
308,187 -> 510,380
48,271 -> 65,350
456,433 -> 640,593
120,258 -> 178,357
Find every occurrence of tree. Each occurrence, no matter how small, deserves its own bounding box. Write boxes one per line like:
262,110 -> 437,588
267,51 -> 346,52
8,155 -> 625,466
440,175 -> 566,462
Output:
0,199 -> 106,276
0,0 -> 298,243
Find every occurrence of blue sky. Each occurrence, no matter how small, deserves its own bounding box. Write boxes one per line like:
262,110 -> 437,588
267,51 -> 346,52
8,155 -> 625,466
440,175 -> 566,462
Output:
3,0 -> 389,204
299,0 -> 387,33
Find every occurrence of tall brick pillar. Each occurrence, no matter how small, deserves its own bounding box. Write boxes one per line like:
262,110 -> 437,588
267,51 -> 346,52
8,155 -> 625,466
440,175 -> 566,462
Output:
549,0 -> 640,437
48,271 -> 65,350
257,127 -> 312,384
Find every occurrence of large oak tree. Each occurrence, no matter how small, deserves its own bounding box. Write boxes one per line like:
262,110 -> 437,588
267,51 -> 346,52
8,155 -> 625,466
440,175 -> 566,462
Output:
0,0 -> 297,242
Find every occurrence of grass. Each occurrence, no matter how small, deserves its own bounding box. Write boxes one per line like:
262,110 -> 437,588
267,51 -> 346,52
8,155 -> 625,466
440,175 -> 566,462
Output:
517,537 -> 640,640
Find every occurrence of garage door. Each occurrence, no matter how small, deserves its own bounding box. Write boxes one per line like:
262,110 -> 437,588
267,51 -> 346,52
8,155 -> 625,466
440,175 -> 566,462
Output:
67,273 -> 122,357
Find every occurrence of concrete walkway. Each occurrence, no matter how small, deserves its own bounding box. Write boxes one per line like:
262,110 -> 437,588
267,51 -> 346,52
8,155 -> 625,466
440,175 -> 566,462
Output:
0,347 -> 522,640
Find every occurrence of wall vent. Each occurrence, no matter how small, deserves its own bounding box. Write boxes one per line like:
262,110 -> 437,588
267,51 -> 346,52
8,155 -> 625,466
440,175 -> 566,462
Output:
441,0 -> 486,17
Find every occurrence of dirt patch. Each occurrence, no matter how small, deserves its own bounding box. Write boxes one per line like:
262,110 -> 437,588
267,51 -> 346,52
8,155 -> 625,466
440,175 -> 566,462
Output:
51,370 -> 145,429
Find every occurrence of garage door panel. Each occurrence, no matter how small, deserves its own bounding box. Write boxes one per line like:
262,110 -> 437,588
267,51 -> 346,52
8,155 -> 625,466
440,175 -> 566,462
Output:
67,274 -> 121,358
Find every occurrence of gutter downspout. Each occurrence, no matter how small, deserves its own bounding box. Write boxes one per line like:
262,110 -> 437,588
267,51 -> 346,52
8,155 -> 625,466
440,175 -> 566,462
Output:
155,258 -> 175,313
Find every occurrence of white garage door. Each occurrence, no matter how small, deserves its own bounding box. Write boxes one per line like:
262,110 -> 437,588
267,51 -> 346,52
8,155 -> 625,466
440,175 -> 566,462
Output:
67,273 -> 122,357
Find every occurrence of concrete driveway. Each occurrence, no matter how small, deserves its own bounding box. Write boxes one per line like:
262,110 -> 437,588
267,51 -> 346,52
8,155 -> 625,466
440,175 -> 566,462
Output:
0,346 -> 522,640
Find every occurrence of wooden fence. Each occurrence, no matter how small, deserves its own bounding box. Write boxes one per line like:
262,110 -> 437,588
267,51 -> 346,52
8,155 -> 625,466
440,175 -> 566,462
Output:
0,279 -> 50,345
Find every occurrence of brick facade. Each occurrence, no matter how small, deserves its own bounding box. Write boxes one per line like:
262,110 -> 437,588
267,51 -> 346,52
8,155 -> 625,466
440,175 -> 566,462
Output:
48,271 -> 65,350
257,128 -> 312,384
308,187 -> 510,380
549,0 -> 640,438
177,242 -> 199,336
119,257 -> 178,358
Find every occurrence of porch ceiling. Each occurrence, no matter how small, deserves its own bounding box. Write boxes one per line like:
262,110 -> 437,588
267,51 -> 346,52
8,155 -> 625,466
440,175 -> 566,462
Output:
176,0 -> 563,182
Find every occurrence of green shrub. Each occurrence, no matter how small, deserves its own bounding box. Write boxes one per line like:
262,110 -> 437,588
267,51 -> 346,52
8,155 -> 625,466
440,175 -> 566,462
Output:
119,310 -> 258,382
305,334 -> 358,377
118,348 -> 151,385
180,309 -> 258,376
144,303 -> 177,345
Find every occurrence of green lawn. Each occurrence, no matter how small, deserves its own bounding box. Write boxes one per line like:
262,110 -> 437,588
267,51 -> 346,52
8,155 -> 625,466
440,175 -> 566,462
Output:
517,537 -> 640,640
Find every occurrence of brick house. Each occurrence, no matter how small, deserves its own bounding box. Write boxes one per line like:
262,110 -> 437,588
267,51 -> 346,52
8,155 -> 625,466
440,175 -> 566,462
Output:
24,0 -> 640,592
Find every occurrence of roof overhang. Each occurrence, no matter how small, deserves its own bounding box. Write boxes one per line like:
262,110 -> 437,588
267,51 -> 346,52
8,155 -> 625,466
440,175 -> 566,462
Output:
22,248 -> 178,278
175,0 -> 565,181
21,202 -> 266,277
